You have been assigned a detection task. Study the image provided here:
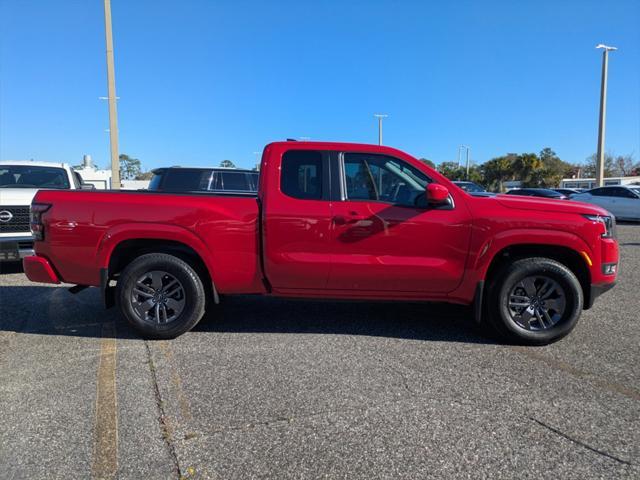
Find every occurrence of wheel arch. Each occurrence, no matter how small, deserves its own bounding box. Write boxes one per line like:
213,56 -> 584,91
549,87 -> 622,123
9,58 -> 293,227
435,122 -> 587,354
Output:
98,226 -> 220,307
484,244 -> 591,309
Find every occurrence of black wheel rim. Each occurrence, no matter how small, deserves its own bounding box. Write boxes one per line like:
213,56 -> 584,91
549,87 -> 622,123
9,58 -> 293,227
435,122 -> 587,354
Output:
507,275 -> 567,331
131,270 -> 186,324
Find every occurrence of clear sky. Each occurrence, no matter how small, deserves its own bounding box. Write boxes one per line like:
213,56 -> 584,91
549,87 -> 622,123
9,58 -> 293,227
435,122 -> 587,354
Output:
1,0 -> 639,171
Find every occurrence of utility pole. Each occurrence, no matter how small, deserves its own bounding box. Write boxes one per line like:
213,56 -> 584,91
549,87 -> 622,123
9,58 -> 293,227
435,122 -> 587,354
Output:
459,145 -> 470,179
374,114 -> 388,145
595,44 -> 617,187
457,145 -> 466,167
465,146 -> 471,180
104,0 -> 120,189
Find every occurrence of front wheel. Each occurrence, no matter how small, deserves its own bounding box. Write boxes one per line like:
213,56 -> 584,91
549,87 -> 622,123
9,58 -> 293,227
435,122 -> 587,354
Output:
116,253 -> 206,339
486,257 -> 584,345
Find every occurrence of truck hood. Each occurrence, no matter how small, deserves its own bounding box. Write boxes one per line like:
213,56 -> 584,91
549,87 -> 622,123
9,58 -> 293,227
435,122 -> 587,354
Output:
0,188 -> 40,206
494,194 -> 610,216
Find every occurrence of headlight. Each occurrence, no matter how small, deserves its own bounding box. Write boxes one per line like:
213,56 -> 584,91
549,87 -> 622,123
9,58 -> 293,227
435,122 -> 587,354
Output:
584,214 -> 615,239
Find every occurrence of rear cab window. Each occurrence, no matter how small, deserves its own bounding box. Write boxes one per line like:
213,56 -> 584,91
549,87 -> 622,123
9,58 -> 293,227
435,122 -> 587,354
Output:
280,151 -> 325,200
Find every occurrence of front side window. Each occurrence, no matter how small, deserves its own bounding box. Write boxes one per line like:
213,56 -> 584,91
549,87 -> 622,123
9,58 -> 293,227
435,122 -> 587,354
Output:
342,154 -> 428,206
280,150 -> 323,200
0,166 -> 70,189
589,188 -> 608,197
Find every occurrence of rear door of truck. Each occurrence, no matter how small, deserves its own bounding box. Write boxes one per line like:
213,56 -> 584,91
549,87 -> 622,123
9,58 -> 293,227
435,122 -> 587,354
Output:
260,146 -> 333,289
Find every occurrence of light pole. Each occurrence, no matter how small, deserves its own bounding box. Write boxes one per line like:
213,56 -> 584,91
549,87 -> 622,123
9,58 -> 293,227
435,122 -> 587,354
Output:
374,114 -> 388,145
103,0 -> 120,189
253,151 -> 261,170
458,145 -> 471,179
595,44 -> 617,187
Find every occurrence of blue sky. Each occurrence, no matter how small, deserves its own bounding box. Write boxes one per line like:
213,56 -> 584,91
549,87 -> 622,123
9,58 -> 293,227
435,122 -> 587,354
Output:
1,0 -> 639,171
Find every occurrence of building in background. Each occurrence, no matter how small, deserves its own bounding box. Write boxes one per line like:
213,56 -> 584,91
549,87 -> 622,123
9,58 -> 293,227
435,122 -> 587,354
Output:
561,176 -> 640,190
72,155 -> 150,190
73,155 -> 112,189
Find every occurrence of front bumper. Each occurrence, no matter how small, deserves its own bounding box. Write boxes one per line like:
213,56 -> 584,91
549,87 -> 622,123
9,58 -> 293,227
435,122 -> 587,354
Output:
0,235 -> 34,262
23,255 -> 60,284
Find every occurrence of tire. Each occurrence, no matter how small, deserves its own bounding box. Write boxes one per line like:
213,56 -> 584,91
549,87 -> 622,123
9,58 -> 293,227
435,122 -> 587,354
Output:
485,257 -> 583,345
116,253 -> 206,339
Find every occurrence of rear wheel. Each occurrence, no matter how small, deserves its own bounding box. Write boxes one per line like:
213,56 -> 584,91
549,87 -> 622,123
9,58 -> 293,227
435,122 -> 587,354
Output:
116,253 -> 206,339
486,257 -> 583,345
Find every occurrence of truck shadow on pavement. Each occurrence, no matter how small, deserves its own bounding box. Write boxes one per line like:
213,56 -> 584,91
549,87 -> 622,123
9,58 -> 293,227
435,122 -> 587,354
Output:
0,285 -> 496,345
195,295 -> 496,344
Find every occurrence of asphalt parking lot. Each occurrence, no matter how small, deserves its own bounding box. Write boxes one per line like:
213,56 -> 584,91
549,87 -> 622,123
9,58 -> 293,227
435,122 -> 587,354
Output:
1,225 -> 639,479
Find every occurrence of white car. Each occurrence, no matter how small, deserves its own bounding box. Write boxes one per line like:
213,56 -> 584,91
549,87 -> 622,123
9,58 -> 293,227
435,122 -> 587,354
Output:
571,186 -> 640,222
0,160 -> 91,261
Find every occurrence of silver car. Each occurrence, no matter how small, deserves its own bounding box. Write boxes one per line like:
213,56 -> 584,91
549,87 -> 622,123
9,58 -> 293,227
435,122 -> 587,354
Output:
571,186 -> 640,221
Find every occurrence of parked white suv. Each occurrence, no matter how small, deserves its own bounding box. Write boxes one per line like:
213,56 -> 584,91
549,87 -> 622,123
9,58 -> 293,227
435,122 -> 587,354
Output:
0,160 -> 90,261
571,186 -> 640,222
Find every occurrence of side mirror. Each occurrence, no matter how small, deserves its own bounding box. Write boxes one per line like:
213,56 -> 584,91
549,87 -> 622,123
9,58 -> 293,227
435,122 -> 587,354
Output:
426,183 -> 450,204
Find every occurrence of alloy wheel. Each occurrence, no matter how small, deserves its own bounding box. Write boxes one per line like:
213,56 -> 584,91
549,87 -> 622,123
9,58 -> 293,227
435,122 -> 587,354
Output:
131,270 -> 186,324
507,275 -> 567,331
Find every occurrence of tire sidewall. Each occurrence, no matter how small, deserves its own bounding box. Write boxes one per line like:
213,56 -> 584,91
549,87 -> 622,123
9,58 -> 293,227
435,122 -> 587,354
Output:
491,259 -> 583,345
117,253 -> 206,339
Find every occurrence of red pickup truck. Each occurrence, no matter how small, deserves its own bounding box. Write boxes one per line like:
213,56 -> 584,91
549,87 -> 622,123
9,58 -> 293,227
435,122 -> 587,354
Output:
23,142 -> 619,345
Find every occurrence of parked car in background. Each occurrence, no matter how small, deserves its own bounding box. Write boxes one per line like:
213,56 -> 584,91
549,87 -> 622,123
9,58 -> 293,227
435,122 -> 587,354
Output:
505,188 -> 568,200
149,167 -> 259,194
0,161 -> 90,261
571,186 -> 640,221
23,141 -> 619,346
452,181 -> 495,196
553,188 -> 582,197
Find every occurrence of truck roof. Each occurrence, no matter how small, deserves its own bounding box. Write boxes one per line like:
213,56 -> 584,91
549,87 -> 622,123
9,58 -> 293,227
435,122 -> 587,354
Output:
266,141 -> 409,156
0,160 -> 70,169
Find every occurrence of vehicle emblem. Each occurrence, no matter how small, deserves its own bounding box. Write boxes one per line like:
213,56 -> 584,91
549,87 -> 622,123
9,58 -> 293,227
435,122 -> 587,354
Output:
0,210 -> 14,223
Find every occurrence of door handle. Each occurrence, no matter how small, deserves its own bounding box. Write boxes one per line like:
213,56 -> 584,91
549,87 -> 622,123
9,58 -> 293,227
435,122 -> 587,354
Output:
333,213 -> 366,225
54,221 -> 78,230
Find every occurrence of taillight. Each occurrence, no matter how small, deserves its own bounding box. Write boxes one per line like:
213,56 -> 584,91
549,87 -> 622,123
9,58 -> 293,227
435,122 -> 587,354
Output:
30,203 -> 51,241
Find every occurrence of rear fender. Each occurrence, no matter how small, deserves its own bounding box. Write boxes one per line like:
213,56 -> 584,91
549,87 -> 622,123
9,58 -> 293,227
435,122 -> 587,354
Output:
96,222 -> 219,294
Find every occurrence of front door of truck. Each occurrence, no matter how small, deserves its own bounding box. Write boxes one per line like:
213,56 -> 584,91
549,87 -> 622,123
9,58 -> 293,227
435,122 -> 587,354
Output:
262,149 -> 333,290
326,152 -> 471,293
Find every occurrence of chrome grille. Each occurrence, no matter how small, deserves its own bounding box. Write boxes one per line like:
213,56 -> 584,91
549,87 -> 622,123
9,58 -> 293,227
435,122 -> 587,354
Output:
0,206 -> 31,233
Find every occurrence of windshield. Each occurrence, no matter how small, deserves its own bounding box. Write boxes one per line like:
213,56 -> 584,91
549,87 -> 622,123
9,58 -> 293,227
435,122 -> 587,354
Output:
0,165 -> 70,189
629,187 -> 640,197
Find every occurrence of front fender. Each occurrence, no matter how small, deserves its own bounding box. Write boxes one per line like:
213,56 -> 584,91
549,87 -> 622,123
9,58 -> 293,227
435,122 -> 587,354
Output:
474,228 -> 592,280
449,228 -> 592,304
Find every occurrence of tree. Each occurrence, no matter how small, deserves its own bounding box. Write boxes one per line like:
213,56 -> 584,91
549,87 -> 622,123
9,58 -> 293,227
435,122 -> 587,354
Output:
135,171 -> 154,180
612,154 -> 636,177
481,155 -> 517,192
419,158 -> 435,169
219,160 -> 236,168
582,153 -> 615,178
119,154 -> 142,180
437,162 -> 465,180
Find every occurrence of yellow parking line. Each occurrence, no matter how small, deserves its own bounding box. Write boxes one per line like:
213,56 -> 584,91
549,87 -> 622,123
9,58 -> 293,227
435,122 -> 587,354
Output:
91,322 -> 118,480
